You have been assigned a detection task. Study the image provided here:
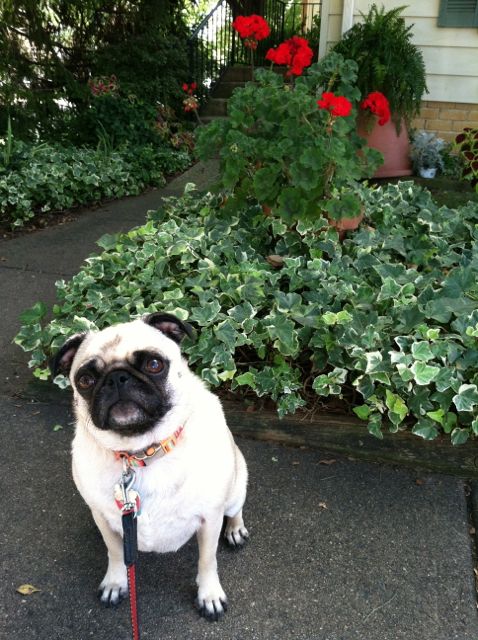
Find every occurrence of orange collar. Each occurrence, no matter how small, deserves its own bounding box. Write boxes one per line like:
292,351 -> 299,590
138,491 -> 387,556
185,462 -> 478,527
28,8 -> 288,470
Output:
114,426 -> 184,468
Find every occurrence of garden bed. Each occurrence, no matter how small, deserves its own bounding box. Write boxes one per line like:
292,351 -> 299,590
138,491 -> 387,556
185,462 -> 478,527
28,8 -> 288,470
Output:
224,400 -> 478,478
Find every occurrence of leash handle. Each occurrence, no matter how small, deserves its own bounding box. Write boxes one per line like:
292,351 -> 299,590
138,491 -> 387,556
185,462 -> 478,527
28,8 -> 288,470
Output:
122,511 -> 138,567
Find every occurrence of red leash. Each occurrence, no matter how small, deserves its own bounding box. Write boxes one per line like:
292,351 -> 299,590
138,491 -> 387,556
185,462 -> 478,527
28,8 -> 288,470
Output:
127,564 -> 140,640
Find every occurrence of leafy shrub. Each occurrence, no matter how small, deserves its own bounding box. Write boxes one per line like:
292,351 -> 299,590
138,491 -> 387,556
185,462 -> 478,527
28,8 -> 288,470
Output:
455,127 -> 478,189
0,1 -> 190,142
15,184 -> 478,444
0,141 -> 191,228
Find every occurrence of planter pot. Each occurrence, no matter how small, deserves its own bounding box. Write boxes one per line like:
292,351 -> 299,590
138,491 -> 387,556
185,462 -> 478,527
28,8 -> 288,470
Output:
419,167 -> 437,179
328,210 -> 364,241
358,116 -> 412,178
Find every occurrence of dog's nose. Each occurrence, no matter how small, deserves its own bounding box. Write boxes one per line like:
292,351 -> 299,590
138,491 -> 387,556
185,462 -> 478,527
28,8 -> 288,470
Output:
104,370 -> 131,389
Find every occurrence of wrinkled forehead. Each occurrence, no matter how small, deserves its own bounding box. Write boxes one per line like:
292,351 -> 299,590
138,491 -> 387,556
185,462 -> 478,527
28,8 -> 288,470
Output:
74,320 -> 179,368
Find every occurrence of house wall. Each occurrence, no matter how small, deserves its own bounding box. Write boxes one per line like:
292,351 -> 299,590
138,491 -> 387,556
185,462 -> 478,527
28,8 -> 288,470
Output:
318,0 -> 478,139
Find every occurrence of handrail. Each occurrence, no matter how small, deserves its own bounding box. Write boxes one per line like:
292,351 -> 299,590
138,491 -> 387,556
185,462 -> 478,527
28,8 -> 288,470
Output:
188,1 -> 322,100
189,0 -> 225,39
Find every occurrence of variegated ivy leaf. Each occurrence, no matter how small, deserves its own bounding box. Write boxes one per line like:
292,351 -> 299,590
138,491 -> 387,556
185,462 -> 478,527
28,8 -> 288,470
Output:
385,390 -> 408,424
412,418 -> 439,440
411,341 -> 434,362
452,384 -> 478,412
410,361 -> 440,386
451,427 -> 469,445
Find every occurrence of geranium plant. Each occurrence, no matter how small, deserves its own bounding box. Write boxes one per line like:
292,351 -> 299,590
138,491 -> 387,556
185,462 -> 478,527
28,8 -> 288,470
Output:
196,51 -> 383,229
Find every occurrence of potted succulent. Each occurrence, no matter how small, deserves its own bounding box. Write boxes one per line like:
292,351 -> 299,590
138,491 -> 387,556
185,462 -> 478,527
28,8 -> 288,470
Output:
332,4 -> 428,177
410,131 -> 445,178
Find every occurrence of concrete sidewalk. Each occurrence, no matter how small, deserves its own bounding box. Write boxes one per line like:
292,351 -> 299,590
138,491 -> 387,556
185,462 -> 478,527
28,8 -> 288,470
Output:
1,162 -> 478,640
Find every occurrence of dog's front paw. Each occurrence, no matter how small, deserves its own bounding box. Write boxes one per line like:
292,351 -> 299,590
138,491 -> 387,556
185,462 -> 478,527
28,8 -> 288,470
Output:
98,571 -> 128,607
195,581 -> 228,621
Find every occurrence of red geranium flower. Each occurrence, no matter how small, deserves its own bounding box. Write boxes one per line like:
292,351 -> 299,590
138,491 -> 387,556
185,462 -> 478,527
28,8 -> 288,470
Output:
266,36 -> 313,77
182,82 -> 197,96
317,92 -> 352,118
360,91 -> 390,126
232,15 -> 270,42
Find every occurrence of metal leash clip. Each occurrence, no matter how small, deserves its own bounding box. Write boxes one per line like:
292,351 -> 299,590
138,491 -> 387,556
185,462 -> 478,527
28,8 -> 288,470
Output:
114,461 -> 141,516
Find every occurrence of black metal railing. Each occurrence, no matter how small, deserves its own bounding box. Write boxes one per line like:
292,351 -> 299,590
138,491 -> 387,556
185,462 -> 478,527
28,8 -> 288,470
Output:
188,0 -> 321,99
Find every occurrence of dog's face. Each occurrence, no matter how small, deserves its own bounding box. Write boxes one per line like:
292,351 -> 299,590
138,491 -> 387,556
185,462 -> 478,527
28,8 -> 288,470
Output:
51,313 -> 194,437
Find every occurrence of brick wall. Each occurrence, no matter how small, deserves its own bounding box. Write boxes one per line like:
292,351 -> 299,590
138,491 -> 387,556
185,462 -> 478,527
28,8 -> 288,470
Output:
412,101 -> 478,142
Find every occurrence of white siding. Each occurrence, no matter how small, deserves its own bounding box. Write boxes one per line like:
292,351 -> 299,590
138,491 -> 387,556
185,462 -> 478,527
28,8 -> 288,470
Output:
320,0 -> 478,103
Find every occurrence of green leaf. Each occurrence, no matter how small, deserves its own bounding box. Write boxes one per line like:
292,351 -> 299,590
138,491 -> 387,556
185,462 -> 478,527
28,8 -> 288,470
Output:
426,408 -> 445,424
385,390 -> 408,423
264,315 -> 299,356
410,361 -> 440,385
377,277 -> 401,301
190,300 -> 221,325
412,419 -> 439,440
367,414 -> 383,440
353,404 -> 370,420
19,301 -> 47,324
451,427 -> 470,445
228,302 -> 256,325
452,384 -> 478,412
411,341 -> 434,362
471,419 -> 478,436
275,292 -> 302,313
235,372 -> 256,388
443,412 -> 457,434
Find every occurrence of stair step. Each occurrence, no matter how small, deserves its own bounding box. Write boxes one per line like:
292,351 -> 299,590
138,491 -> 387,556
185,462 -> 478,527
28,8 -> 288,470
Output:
211,81 -> 244,99
198,115 -> 228,126
221,65 -> 253,82
200,97 -> 228,117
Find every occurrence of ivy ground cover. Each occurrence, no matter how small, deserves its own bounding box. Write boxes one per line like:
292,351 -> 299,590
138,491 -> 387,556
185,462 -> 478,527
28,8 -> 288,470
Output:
15,181 -> 478,445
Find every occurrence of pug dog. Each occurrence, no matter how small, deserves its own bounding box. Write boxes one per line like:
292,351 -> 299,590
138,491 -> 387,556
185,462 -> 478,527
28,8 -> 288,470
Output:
51,312 -> 249,621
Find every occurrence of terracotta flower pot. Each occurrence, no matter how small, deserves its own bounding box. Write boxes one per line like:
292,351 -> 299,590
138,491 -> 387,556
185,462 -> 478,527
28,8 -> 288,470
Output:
358,116 -> 412,179
328,211 -> 364,241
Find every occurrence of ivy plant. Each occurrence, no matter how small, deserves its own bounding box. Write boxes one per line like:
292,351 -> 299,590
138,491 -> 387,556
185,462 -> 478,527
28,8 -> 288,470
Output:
15,183 -> 478,444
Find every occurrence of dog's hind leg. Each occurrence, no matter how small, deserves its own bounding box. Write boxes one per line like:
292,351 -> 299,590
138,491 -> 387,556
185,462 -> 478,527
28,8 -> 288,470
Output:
224,509 -> 249,548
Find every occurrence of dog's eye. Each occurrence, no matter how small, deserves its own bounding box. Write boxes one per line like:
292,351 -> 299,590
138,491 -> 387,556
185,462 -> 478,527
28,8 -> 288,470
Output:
77,374 -> 96,390
145,358 -> 164,374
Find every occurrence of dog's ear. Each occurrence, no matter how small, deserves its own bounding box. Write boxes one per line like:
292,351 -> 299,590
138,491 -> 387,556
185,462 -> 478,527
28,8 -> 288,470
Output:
50,333 -> 87,377
143,313 -> 195,345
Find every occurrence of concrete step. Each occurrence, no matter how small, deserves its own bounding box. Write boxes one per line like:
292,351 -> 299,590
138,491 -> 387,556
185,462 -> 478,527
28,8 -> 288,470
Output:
199,115 -> 228,126
200,97 -> 228,117
211,81 -> 244,99
221,64 -> 287,83
221,65 -> 253,82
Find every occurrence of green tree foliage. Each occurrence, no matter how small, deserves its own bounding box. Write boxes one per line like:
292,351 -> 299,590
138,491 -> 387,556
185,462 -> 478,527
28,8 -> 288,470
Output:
0,0 -> 190,141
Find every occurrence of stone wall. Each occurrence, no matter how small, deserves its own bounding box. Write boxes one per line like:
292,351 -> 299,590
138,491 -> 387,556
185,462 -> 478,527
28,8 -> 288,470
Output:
413,101 -> 478,142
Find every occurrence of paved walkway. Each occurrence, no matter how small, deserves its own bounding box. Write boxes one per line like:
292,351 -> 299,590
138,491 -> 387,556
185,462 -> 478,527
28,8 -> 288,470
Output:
1,161 -> 477,639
